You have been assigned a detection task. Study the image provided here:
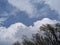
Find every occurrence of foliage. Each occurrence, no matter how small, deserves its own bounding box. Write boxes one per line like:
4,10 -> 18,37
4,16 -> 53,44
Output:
13,23 -> 60,45
13,41 -> 20,45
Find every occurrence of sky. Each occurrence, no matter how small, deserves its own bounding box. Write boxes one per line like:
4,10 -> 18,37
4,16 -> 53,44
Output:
45,0 -> 60,15
0,0 -> 60,45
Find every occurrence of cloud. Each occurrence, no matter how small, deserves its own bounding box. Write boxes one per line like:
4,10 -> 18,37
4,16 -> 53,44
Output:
0,18 -> 7,24
8,0 -> 59,20
0,18 -> 58,45
0,12 -> 8,17
8,0 -> 46,18
0,12 -> 9,25
8,0 -> 35,18
45,0 -> 60,15
0,0 -> 59,26
8,0 -> 58,18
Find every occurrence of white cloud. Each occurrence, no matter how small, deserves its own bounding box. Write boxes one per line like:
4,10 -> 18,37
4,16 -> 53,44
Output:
0,18 -> 58,45
33,18 -> 57,29
8,0 -> 51,18
0,12 -> 9,24
8,0 -> 35,18
45,0 -> 60,15
0,18 -> 7,24
8,0 -> 60,19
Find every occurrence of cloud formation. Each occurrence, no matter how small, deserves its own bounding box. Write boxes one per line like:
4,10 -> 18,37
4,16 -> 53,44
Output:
8,0 -> 34,18
45,0 -> 60,15
8,0 -> 45,18
0,0 -> 59,26
0,12 -> 8,24
0,18 -> 58,45
0,18 -> 7,24
0,0 -> 60,45
8,0 -> 59,20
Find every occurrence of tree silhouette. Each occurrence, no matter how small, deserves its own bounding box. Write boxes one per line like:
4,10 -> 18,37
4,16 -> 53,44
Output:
13,41 -> 20,45
13,23 -> 60,45
40,23 -> 60,45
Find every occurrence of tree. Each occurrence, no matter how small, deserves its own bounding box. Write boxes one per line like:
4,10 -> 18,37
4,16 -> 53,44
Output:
40,23 -> 60,45
13,23 -> 60,45
13,41 -> 20,45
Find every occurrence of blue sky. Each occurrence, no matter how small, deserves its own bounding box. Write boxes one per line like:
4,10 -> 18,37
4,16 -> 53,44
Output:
0,0 -> 60,45
0,0 -> 60,27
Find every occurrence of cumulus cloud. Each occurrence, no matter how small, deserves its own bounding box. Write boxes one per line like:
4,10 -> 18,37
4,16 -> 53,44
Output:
0,18 -> 58,45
